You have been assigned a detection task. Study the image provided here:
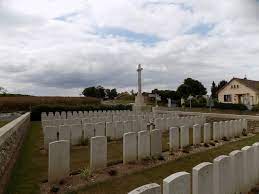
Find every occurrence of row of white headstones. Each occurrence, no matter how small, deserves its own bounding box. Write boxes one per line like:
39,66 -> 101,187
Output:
48,118 -> 247,184
41,111 -> 205,150
128,142 -> 258,194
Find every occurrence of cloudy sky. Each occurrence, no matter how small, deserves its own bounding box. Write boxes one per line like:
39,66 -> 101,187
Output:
0,0 -> 259,96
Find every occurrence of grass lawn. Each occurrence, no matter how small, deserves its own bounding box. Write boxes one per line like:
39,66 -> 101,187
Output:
4,122 -> 170,194
5,121 -> 259,194
69,134 -> 259,194
0,121 -> 9,128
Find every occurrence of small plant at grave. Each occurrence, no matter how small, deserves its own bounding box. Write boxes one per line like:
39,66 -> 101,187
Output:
141,156 -> 152,163
222,136 -> 228,141
242,129 -> 248,136
209,142 -> 215,146
107,159 -> 123,166
50,185 -> 60,193
107,136 -> 112,142
169,150 -> 174,156
204,143 -> 210,147
127,161 -> 137,165
182,145 -> 191,153
80,167 -> 92,180
80,137 -> 89,146
214,140 -> 219,143
157,155 -> 165,161
59,179 -> 65,185
108,169 -> 118,176
234,135 -> 240,139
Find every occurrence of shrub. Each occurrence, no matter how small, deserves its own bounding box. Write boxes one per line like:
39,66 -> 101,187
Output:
31,104 -> 132,121
50,185 -> 59,193
80,167 -> 91,179
214,102 -> 247,111
0,96 -> 100,112
108,169 -> 118,176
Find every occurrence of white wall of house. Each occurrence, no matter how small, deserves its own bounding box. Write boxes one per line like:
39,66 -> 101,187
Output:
218,80 -> 259,105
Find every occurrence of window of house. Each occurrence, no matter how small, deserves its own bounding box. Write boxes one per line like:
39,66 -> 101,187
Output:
224,95 -> 232,102
231,85 -> 233,89
237,85 -> 239,88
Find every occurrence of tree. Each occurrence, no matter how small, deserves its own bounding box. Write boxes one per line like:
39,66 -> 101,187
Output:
177,78 -> 207,98
151,89 -> 180,103
217,80 -> 228,91
0,87 -> 7,95
82,86 -> 117,99
105,88 -> 118,99
211,81 -> 217,99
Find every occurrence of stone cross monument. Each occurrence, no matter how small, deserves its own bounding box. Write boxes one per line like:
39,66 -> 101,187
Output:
137,64 -> 143,94
134,64 -> 145,106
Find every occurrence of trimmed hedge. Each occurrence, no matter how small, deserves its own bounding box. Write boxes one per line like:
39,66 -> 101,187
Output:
31,104 -> 132,121
214,102 -> 248,111
0,96 -> 100,112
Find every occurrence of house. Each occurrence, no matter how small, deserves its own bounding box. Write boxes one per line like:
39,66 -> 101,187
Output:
218,77 -> 259,107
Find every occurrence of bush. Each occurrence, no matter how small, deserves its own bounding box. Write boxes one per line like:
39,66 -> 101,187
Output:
31,104 -> 132,121
184,97 -> 207,108
214,102 -> 247,111
252,104 -> 259,111
0,96 -> 100,112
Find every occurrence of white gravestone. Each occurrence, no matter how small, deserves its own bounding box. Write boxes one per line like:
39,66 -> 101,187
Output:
169,127 -> 179,151
115,121 -> 124,139
44,126 -> 58,150
106,122 -> 116,139
163,172 -> 191,194
124,121 -> 133,134
150,129 -> 162,157
95,122 -> 106,136
180,126 -> 189,149
213,155 -> 231,194
90,136 -> 107,171
212,122 -> 219,140
192,162 -> 213,194
203,123 -> 211,143
138,130 -> 151,160
71,124 -> 83,145
48,140 -> 70,183
128,183 -> 161,194
241,146 -> 253,192
193,124 -> 201,145
59,125 -> 71,142
229,150 -> 243,193
123,132 -> 137,164
83,123 -> 95,139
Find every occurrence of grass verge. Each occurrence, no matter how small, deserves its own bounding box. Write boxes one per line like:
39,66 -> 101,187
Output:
0,121 -> 9,128
68,134 -> 259,194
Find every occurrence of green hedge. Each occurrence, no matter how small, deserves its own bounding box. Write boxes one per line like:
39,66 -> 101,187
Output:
214,102 -> 247,111
252,104 -> 259,111
31,104 -> 132,121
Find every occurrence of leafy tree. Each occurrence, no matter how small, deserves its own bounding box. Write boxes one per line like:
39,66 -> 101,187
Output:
105,88 -> 118,99
217,80 -> 228,91
151,89 -> 180,103
211,81 -> 217,99
82,86 -> 117,99
177,78 -> 207,98
0,87 -> 7,95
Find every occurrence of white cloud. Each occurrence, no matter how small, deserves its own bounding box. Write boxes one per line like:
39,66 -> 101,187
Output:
0,0 -> 258,96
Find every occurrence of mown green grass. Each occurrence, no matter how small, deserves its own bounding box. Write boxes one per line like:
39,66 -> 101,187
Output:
5,121 -> 259,194
4,122 -> 134,194
69,134 -> 259,194
0,121 -> 8,128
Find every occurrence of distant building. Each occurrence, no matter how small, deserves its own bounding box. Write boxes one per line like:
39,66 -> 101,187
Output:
218,77 -> 259,107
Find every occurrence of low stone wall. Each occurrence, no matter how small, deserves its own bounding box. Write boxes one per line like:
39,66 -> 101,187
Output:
0,112 -> 30,194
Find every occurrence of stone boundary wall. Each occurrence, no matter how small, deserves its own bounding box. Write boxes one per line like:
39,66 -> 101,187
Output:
128,142 -> 259,194
0,112 -> 30,194
154,109 -> 259,121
